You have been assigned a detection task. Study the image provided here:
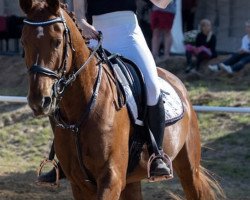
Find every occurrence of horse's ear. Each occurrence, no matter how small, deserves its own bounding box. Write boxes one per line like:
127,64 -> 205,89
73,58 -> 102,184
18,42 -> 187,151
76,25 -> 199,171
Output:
46,0 -> 60,14
19,0 -> 33,14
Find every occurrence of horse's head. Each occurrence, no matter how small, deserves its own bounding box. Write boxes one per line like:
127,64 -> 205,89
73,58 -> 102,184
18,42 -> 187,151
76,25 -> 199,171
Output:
20,0 -> 75,116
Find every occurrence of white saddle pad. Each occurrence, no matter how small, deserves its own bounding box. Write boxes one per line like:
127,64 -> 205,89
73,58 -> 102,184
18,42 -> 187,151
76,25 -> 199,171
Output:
159,77 -> 184,126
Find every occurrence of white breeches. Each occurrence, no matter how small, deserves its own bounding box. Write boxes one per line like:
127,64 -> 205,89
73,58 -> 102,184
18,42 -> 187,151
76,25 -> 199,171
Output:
92,11 -> 160,106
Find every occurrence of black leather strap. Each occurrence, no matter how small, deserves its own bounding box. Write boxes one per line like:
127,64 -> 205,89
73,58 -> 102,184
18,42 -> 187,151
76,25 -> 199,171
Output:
29,65 -> 59,79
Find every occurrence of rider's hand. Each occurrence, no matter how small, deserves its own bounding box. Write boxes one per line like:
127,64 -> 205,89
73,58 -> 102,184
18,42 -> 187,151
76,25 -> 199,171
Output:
80,19 -> 99,40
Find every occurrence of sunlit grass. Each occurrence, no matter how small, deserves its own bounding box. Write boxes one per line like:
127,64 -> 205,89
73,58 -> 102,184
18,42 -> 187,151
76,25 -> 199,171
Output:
0,116 -> 52,173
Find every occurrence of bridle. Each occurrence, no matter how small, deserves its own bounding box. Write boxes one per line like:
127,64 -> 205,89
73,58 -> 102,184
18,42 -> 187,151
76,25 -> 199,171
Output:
24,14 -> 73,82
23,10 -> 105,185
24,11 -> 103,99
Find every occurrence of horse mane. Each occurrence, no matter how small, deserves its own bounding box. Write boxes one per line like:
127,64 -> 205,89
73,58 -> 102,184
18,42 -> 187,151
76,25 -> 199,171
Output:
60,3 -> 85,40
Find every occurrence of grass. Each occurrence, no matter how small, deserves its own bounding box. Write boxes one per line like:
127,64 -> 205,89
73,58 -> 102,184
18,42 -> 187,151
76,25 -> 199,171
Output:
187,80 -> 250,198
0,113 -> 52,173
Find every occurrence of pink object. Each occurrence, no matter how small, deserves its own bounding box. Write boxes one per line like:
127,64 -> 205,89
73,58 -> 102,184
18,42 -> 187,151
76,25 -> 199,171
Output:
185,44 -> 212,56
0,16 -> 7,32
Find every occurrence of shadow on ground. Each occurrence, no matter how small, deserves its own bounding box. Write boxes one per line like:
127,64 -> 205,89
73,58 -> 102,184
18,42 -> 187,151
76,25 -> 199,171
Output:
202,125 -> 250,199
0,171 -> 73,200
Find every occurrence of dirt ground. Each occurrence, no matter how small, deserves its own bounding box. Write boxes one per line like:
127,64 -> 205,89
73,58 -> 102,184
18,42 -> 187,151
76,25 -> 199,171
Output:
0,55 -> 250,199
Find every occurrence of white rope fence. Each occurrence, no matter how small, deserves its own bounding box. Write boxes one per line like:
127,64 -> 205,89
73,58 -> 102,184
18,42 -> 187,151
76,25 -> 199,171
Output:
1,95 -> 250,113
0,96 -> 27,103
193,105 -> 250,113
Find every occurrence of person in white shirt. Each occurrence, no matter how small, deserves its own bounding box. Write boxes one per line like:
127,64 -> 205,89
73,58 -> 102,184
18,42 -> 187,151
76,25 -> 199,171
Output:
209,20 -> 250,74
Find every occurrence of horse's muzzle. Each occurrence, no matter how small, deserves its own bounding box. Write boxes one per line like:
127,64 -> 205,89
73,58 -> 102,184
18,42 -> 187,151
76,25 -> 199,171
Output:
28,96 -> 54,117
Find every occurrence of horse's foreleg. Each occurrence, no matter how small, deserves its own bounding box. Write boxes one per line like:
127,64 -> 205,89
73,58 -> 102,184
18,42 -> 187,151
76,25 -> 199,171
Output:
71,182 -> 96,200
119,182 -> 142,200
96,165 -> 126,200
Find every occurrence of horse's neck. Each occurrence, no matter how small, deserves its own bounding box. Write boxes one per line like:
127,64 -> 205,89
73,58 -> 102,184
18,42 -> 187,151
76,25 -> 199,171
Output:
60,16 -> 98,121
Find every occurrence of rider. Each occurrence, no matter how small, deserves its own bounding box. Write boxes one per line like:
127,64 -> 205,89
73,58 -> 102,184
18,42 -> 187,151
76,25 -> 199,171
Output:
38,0 -> 173,183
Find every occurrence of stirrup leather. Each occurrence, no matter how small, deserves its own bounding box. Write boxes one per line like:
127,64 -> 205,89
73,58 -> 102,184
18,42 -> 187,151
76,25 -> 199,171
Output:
147,152 -> 173,182
36,158 -> 60,188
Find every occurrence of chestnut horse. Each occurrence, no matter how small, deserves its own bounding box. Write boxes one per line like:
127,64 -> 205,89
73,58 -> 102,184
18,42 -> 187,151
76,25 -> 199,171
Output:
19,0 -> 224,199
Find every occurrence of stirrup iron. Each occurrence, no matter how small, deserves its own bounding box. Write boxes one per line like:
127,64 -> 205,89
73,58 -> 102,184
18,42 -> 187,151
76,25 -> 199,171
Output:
147,152 -> 173,182
36,158 -> 60,188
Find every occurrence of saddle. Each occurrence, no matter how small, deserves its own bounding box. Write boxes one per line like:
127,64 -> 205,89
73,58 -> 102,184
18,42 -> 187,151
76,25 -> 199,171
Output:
99,48 -> 184,173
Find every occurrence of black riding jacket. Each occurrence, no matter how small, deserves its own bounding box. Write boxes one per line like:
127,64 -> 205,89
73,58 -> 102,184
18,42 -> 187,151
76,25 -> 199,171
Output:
86,0 -> 137,19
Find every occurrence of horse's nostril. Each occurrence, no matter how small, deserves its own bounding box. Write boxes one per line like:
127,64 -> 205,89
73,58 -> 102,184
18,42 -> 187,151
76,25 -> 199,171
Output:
42,96 -> 52,109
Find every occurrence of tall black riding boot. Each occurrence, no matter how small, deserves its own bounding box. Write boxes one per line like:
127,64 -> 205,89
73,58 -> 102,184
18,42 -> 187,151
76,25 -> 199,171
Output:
147,95 -> 171,177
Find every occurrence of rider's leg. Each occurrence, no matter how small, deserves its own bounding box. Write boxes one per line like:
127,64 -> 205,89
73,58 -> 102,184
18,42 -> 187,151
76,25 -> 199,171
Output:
93,12 -> 171,177
147,94 -> 171,176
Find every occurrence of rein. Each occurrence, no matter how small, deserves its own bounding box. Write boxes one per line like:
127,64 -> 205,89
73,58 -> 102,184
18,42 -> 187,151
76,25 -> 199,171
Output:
24,10 -> 105,185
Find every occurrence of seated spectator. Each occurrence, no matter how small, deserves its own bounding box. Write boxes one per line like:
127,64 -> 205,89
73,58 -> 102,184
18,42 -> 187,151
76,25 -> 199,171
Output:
185,19 -> 217,73
150,0 -> 176,62
209,20 -> 250,74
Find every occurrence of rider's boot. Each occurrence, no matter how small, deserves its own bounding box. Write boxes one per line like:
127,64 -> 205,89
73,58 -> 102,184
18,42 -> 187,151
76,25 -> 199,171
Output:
147,95 -> 172,177
37,162 -> 66,184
